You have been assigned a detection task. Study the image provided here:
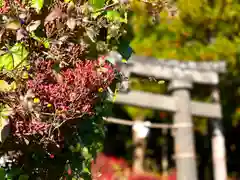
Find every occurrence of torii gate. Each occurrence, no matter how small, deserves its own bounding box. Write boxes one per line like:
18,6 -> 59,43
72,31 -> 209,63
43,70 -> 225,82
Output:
106,54 -> 227,180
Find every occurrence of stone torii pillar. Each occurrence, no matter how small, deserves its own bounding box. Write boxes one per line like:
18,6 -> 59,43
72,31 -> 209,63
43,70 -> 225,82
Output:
111,53 -> 227,180
168,79 -> 198,180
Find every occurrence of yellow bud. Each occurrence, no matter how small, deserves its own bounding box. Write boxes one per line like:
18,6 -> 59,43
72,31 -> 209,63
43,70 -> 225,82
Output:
22,71 -> 29,79
98,88 -> 103,92
33,98 -> 40,104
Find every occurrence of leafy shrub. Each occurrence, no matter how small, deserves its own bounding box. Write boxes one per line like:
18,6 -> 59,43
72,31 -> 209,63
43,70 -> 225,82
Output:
0,0 -> 130,179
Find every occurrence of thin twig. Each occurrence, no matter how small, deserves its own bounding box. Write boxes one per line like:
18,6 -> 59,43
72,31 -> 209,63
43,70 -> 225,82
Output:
94,2 -> 119,13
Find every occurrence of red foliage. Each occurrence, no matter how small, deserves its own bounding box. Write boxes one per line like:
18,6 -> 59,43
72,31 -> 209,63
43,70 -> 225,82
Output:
129,175 -> 161,180
11,57 -> 115,147
129,172 -> 176,180
91,153 -> 177,180
0,0 -> 10,13
27,58 -> 115,119
11,118 -> 50,137
91,153 -> 130,179
0,0 -> 25,13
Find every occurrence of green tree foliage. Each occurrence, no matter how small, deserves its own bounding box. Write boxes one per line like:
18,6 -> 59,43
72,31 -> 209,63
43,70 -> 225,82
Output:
130,0 -> 240,122
129,0 -> 240,177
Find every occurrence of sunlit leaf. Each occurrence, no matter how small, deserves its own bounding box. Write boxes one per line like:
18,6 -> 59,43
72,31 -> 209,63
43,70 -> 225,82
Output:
44,8 -> 64,24
82,147 -> 89,158
106,11 -> 126,23
0,43 -> 29,70
158,80 -> 165,84
121,59 -> 127,63
1,106 -> 12,117
42,39 -> 50,48
26,20 -> 41,32
85,27 -> 97,42
0,80 -> 16,92
66,18 -> 76,30
0,0 -> 3,8
89,0 -> 105,10
0,80 -> 9,91
5,20 -> 21,30
31,0 -> 44,13
30,33 -> 50,48
124,105 -> 154,120
22,71 -> 29,79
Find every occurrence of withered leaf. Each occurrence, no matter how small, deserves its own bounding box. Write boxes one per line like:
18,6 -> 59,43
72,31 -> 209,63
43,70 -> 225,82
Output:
5,20 -> 21,30
19,13 -> 27,20
0,50 -> 5,56
85,27 -> 97,42
24,138 -> 29,145
0,29 -> 5,42
26,20 -> 41,32
59,35 -> 69,42
66,18 -> 76,30
44,8 -> 66,25
16,28 -> 28,41
67,1 -> 75,15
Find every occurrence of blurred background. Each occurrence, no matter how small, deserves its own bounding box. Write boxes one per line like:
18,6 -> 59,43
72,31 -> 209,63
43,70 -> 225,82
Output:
92,0 -> 240,179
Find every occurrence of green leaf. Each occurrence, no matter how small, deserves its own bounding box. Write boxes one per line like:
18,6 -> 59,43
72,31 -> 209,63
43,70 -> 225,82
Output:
18,175 -> 29,180
0,105 -> 12,118
0,168 -> 5,180
82,147 -> 91,159
31,0 -> 44,13
89,0 -> 105,10
106,11 -> 126,22
30,33 -> 50,48
0,80 -> 16,92
106,11 -> 120,19
43,39 -> 50,48
75,143 -> 81,152
83,167 -> 90,174
0,43 -> 29,70
85,27 -> 97,42
0,0 -> 3,8
6,168 -> 23,179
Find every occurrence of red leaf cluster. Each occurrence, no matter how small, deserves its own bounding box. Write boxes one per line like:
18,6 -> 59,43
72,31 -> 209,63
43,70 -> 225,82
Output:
91,153 -> 130,180
27,58 -> 115,119
10,57 -> 115,147
91,153 -> 177,180
12,119 -> 50,137
0,0 -> 25,13
0,0 -> 10,13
